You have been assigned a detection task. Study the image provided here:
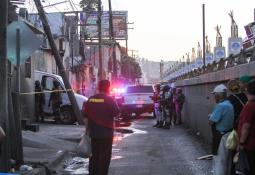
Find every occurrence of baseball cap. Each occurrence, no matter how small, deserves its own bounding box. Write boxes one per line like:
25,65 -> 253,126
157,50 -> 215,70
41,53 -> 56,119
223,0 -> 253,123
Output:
211,84 -> 227,94
239,75 -> 253,84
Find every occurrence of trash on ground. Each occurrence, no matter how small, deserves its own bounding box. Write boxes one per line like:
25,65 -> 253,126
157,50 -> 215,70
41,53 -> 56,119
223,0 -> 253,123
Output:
61,157 -> 89,175
196,154 -> 213,160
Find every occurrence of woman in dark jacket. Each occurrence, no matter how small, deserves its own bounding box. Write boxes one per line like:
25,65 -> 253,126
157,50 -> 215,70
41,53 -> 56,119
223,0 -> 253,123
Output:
227,79 -> 247,129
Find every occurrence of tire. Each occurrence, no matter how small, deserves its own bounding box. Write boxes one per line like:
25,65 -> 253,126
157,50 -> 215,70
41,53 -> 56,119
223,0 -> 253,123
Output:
59,106 -> 75,124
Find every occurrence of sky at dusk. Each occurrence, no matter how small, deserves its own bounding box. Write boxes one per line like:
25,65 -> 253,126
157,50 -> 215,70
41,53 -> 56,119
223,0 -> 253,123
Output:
27,0 -> 255,61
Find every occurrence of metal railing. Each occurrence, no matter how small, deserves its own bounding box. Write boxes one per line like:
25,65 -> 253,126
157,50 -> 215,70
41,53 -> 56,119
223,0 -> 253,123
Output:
163,45 -> 255,82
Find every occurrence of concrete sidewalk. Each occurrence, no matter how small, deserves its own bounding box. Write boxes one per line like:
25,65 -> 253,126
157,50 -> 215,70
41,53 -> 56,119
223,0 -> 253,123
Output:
22,124 -> 85,174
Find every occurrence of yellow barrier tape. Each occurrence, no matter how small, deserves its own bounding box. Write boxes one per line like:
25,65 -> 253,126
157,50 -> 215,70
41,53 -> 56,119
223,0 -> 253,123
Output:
19,89 -> 76,95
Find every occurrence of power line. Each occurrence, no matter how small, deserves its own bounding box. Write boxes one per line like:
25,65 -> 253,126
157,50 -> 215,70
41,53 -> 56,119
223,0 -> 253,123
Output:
70,0 -> 79,11
44,0 -> 62,13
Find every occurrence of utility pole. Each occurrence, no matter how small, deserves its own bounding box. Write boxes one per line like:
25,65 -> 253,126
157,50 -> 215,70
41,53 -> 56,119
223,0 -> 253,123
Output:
108,0 -> 117,81
202,4 -> 206,66
98,0 -> 103,80
0,0 -> 11,171
16,27 -> 25,165
34,0 -> 83,124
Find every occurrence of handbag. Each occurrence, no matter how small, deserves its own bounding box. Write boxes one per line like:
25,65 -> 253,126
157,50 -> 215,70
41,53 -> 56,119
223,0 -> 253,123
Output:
226,129 -> 238,150
76,133 -> 92,158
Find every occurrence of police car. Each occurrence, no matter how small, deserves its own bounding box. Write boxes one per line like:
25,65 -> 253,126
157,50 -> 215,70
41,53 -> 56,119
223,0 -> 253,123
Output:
121,84 -> 154,118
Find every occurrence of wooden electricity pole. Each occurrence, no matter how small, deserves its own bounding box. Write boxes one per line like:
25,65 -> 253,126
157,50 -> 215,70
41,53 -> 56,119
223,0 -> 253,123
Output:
0,0 -> 11,171
34,0 -> 83,124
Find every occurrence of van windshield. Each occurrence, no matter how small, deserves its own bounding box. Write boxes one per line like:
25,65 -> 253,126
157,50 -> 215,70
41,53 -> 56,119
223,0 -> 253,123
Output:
127,86 -> 153,93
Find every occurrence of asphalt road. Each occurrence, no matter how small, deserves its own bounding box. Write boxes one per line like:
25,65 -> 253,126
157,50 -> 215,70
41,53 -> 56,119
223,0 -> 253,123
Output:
110,117 -> 212,175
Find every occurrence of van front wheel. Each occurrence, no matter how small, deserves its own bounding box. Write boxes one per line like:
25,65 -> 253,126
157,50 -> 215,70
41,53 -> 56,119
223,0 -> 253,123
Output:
59,106 -> 75,124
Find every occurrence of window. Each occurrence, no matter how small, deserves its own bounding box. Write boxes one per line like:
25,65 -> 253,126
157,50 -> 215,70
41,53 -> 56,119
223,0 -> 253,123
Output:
127,86 -> 154,93
42,76 -> 54,90
25,57 -> 31,78
41,76 -> 64,91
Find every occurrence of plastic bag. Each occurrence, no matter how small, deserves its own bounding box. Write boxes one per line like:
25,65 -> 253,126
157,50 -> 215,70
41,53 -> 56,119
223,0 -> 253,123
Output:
226,129 -> 238,150
76,134 -> 91,158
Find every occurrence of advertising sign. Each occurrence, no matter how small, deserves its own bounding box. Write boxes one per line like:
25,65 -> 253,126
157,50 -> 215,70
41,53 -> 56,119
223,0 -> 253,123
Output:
205,53 -> 214,65
214,47 -> 226,62
80,11 -> 128,39
228,38 -> 242,56
196,58 -> 203,68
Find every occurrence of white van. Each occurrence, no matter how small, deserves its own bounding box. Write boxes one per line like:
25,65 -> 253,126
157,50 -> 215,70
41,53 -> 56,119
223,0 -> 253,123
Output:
35,71 -> 88,124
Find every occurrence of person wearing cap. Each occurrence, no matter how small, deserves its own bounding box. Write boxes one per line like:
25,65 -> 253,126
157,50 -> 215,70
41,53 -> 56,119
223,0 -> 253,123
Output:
209,84 -> 234,175
227,79 -> 248,175
237,80 -> 255,175
83,80 -> 120,175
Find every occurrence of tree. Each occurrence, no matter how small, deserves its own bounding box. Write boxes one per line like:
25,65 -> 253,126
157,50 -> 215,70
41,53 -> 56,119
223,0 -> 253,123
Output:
121,56 -> 142,83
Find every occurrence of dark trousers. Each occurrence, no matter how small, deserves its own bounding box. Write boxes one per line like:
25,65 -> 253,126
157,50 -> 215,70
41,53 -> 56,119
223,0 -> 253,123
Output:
175,104 -> 183,124
89,138 -> 113,175
171,105 -> 177,124
35,102 -> 44,122
246,150 -> 255,175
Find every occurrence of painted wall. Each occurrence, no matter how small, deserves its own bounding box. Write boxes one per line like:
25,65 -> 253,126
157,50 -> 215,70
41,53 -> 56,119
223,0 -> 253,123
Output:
176,61 -> 255,143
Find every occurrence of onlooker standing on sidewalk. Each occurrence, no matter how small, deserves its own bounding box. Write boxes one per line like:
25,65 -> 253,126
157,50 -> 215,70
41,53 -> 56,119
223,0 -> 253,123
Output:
83,80 -> 120,175
227,79 -> 248,128
238,80 -> 255,175
48,81 -> 62,123
227,79 -> 248,174
175,88 -> 185,125
35,80 -> 45,123
208,84 -> 234,174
